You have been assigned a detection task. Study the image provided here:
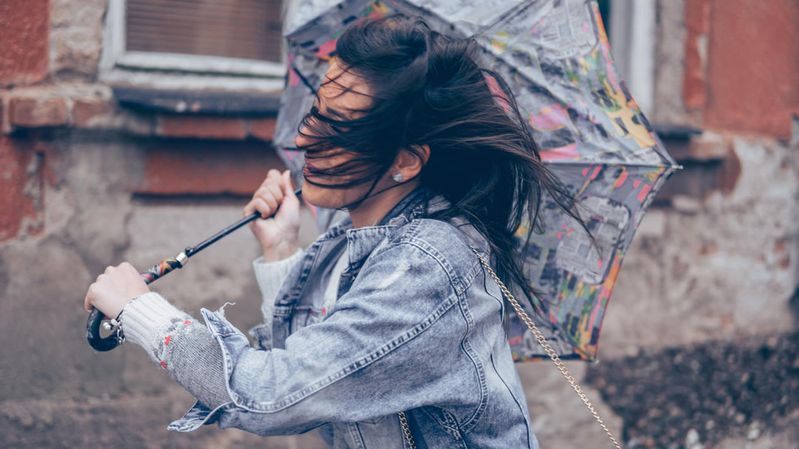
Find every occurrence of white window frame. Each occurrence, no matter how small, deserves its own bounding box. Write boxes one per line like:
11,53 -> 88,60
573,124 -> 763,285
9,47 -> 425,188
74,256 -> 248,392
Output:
608,0 -> 656,116
100,0 -> 287,92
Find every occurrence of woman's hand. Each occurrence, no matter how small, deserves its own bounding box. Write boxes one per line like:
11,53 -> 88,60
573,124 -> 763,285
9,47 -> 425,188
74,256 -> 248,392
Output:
83,262 -> 150,319
244,169 -> 301,261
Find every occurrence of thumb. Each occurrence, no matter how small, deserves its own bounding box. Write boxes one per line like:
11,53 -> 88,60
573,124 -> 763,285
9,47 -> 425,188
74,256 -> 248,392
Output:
282,170 -> 297,200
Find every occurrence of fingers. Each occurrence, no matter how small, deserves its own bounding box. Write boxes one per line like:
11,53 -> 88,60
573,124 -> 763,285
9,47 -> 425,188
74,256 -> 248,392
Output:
244,169 -> 289,218
281,170 -> 299,202
263,180 -> 283,206
85,266 -> 111,311
84,283 -> 96,312
102,263 -> 134,278
84,262 -> 147,318
119,262 -> 139,278
247,198 -> 272,218
84,272 -> 108,312
262,168 -> 282,186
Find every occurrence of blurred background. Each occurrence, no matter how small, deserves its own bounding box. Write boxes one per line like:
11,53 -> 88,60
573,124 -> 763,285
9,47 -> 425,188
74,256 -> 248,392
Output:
0,0 -> 797,448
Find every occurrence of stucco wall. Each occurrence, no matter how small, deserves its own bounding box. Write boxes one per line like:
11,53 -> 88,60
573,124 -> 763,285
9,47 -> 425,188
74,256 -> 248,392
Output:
1,1 -> 797,448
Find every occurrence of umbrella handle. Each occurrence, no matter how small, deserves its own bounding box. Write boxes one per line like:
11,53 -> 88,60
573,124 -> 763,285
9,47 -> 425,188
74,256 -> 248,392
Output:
86,187 -> 302,352
86,257 -> 185,352
85,309 -> 122,352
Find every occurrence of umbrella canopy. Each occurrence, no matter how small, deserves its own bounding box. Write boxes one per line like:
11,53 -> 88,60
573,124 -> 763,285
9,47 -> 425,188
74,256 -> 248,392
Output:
274,0 -> 680,362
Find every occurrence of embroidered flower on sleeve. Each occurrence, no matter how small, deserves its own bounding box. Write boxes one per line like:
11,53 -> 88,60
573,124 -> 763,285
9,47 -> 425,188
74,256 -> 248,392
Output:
153,315 -> 195,369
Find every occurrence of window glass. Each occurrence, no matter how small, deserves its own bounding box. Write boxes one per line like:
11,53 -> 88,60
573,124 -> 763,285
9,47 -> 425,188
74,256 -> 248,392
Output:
126,0 -> 283,61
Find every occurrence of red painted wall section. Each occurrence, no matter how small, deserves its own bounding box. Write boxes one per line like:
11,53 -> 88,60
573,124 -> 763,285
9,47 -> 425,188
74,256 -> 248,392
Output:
702,0 -> 799,139
0,137 -> 45,241
137,141 -> 285,196
0,0 -> 49,86
682,0 -> 711,111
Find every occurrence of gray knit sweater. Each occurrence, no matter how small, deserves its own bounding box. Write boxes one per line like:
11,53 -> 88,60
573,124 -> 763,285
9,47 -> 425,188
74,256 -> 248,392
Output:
120,248 -> 305,408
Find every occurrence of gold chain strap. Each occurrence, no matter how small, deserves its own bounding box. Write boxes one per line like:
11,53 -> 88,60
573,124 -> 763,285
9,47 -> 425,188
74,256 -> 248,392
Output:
398,411 -> 416,449
396,248 -> 622,449
471,247 -> 622,449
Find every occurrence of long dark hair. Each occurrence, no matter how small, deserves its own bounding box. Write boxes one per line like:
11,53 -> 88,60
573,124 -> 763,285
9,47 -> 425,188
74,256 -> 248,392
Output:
296,15 -> 595,315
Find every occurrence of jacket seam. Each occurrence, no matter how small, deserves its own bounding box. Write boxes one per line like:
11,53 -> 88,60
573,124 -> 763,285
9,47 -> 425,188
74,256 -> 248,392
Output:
401,237 -> 480,297
400,222 -> 488,431
479,264 -> 505,311
349,422 -> 367,449
273,236 -> 327,320
454,285 -> 489,432
291,243 -> 322,311
489,352 -> 533,447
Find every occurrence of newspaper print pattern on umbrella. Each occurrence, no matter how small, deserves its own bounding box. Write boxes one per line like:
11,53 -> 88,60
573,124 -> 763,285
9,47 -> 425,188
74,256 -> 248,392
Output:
274,0 -> 680,362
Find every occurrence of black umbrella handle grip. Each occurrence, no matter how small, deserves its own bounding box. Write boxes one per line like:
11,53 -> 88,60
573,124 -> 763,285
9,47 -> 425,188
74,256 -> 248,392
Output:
86,308 -> 123,352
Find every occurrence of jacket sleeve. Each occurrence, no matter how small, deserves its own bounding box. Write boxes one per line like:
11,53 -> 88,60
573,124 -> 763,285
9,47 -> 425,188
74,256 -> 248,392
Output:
121,240 -> 477,436
120,293 -> 233,410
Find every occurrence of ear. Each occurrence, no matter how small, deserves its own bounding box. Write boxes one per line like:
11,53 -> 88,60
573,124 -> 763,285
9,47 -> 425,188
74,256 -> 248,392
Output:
393,144 -> 430,180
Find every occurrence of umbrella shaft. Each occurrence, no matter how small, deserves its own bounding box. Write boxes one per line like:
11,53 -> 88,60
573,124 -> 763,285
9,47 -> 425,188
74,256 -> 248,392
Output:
186,187 -> 303,257
86,187 -> 303,352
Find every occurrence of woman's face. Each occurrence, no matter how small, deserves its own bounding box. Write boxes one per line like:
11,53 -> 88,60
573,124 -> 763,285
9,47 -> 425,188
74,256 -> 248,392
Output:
295,60 -> 388,210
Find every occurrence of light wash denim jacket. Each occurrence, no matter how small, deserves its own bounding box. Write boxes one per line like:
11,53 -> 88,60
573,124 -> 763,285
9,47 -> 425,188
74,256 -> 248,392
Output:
121,185 -> 540,448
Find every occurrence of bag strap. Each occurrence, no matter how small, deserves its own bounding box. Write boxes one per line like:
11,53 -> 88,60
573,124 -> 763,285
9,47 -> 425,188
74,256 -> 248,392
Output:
469,246 -> 622,449
396,248 -> 622,449
398,411 -> 416,449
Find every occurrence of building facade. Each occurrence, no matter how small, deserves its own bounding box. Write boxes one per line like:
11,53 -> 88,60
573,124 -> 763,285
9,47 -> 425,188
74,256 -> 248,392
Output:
1,1 -> 797,448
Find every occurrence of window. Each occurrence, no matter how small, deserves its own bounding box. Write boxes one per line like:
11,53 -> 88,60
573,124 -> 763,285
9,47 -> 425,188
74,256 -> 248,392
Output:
604,0 -> 657,116
100,0 -> 286,92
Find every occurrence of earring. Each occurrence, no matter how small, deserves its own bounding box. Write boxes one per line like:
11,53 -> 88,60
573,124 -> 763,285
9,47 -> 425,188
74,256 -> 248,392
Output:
392,172 -> 404,183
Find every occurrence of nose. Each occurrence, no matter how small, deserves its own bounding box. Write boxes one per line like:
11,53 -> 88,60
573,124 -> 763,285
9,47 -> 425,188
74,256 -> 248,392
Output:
296,116 -> 321,149
295,127 -> 309,148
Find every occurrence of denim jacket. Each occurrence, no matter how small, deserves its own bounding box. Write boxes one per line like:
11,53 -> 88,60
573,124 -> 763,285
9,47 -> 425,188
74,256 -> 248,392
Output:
128,185 -> 540,448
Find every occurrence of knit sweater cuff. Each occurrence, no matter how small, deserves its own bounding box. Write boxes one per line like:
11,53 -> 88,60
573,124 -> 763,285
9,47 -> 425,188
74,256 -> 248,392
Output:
121,292 -> 189,352
252,248 -> 304,300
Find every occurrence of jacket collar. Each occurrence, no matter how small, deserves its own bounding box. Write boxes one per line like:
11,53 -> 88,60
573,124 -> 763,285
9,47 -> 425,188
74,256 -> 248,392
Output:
333,184 -> 443,269
312,185 -> 489,271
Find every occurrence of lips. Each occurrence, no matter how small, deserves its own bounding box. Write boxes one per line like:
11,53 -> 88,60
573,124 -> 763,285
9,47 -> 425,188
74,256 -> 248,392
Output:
302,162 -> 317,177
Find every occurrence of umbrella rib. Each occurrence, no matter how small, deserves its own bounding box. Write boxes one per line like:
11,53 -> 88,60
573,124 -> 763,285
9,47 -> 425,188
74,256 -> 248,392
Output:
473,0 -> 540,39
542,160 -> 682,170
291,63 -> 318,95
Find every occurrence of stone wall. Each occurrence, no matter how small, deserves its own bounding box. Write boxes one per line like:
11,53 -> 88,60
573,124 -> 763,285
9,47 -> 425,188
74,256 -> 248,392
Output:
1,1 -> 797,448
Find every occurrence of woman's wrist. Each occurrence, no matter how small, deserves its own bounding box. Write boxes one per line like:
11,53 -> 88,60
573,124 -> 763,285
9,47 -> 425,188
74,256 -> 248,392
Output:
262,238 -> 300,262
119,292 -> 188,350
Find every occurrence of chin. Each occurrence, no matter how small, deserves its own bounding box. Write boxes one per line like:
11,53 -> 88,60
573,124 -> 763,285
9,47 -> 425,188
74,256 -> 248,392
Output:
300,177 -> 375,211
299,180 -> 346,209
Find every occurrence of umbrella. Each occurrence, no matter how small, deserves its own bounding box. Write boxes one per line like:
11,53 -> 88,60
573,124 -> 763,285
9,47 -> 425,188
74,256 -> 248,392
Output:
273,0 -> 680,362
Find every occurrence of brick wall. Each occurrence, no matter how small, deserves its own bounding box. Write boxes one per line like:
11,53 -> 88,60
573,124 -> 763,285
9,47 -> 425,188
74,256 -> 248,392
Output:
681,0 -> 799,140
0,1 -> 797,449
0,0 -> 289,245
0,1 -> 321,447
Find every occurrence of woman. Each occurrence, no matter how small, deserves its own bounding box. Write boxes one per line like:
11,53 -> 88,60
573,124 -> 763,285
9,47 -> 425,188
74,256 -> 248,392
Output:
84,15 -> 589,448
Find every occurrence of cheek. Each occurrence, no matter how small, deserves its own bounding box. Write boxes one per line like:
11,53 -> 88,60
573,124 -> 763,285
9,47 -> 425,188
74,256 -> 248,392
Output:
300,184 -> 345,209
307,151 -> 353,170
298,183 -> 329,208
304,151 -> 368,187
299,150 -> 382,208
300,179 -> 371,210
